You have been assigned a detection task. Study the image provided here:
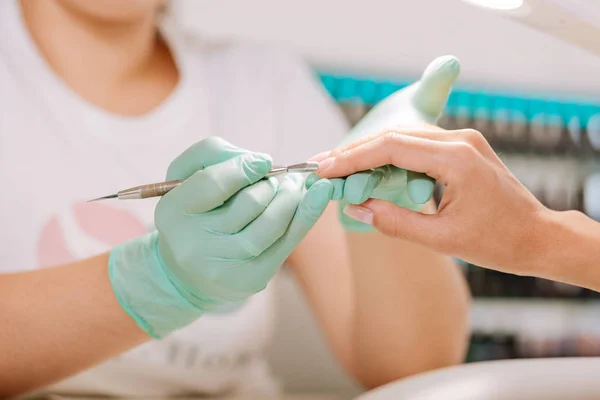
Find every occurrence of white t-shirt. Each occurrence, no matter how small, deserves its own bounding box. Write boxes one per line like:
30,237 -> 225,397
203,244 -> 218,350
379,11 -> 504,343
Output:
0,0 -> 347,396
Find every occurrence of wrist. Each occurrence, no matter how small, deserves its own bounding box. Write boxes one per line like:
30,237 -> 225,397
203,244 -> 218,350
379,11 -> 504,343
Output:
109,232 -> 203,339
525,209 -> 598,288
518,208 -> 566,278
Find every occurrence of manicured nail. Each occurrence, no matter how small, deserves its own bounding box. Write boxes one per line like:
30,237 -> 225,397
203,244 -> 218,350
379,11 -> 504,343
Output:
343,204 -> 373,225
310,150 -> 331,162
318,157 -> 334,172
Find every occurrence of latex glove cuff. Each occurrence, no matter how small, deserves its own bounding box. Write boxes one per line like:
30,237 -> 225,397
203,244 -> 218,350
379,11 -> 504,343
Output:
109,231 -> 206,339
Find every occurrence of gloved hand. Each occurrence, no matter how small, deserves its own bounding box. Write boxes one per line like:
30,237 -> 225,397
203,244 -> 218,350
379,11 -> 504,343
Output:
308,55 -> 460,231
109,137 -> 334,339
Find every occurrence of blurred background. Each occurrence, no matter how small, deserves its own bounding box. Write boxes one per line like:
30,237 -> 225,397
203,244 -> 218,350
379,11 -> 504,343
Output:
170,0 -> 600,397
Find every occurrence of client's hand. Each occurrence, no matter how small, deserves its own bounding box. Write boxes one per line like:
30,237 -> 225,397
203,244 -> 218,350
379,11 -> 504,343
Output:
109,137 -> 334,338
308,55 -> 461,232
316,127 -> 550,276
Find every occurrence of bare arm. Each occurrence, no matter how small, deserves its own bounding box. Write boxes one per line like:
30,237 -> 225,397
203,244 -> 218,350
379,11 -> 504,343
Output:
288,203 -> 470,389
0,254 -> 148,396
538,209 -> 600,291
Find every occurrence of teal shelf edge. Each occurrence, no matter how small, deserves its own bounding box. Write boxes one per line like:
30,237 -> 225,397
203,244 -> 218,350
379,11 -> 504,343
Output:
317,72 -> 600,128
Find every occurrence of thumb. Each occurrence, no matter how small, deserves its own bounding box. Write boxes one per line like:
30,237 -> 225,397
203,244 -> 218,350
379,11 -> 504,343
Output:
412,55 -> 461,122
343,199 -> 440,247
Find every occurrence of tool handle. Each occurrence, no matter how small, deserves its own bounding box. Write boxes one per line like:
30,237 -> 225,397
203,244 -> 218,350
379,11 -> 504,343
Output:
139,180 -> 184,199
127,164 -> 292,200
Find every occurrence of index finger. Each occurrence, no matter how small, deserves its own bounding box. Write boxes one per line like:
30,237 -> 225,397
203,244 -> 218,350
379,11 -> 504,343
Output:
309,124 -> 442,163
316,132 -> 449,182
163,152 -> 272,214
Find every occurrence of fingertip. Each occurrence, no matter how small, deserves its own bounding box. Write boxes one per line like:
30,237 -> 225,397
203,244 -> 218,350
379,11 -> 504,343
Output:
407,172 -> 435,204
343,204 -> 374,225
361,198 -> 411,237
302,178 -> 334,216
362,198 -> 439,244
307,177 -> 334,197
316,157 -> 335,177
413,55 -> 461,121
344,171 -> 382,204
305,173 -> 320,189
244,152 -> 273,182
420,55 -> 461,84
306,174 -> 344,200
330,178 -> 345,201
254,152 -> 274,170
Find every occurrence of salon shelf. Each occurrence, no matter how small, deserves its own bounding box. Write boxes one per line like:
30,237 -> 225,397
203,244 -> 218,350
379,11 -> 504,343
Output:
470,299 -> 600,335
320,71 -> 600,157
467,299 -> 600,361
318,71 -> 600,126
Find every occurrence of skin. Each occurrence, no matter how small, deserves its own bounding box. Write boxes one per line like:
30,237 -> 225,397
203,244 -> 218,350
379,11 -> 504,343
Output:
1,254 -> 148,394
316,127 -> 600,291
0,0 -> 470,395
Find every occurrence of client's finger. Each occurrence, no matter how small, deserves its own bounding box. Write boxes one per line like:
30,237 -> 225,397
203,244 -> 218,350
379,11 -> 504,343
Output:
333,127 -> 496,161
343,199 -> 447,249
317,132 -> 454,182
309,150 -> 332,162
309,124 -> 442,164
163,153 -> 272,215
391,128 -> 497,161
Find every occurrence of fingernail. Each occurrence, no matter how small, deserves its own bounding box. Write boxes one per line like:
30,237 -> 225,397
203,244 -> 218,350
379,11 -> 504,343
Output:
310,150 -> 331,162
318,157 -> 334,172
343,204 -> 373,225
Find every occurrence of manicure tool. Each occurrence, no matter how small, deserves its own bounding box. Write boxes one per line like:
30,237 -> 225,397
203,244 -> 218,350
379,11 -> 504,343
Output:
88,161 -> 319,201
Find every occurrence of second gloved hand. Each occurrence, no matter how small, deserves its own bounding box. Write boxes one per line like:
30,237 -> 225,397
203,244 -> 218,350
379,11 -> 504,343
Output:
309,55 -> 460,231
109,137 -> 334,339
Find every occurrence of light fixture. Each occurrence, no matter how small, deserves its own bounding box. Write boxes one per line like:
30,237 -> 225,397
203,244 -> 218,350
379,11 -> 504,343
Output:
459,0 -> 600,57
461,0 -> 524,11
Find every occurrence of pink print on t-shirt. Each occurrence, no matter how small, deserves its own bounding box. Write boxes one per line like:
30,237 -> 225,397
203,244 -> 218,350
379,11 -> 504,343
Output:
37,202 -> 147,269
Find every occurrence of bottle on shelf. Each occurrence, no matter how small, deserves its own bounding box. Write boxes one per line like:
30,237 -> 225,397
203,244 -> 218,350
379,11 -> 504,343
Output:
565,103 -> 584,156
453,91 -> 473,131
584,171 -> 600,222
491,95 -> 510,151
545,101 -> 567,154
528,100 -> 548,154
585,110 -> 600,155
473,93 -> 493,143
438,91 -> 459,130
508,98 -> 529,152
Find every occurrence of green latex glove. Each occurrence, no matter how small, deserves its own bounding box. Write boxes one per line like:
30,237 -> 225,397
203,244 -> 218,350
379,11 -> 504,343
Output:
109,137 -> 334,339
308,55 -> 460,232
